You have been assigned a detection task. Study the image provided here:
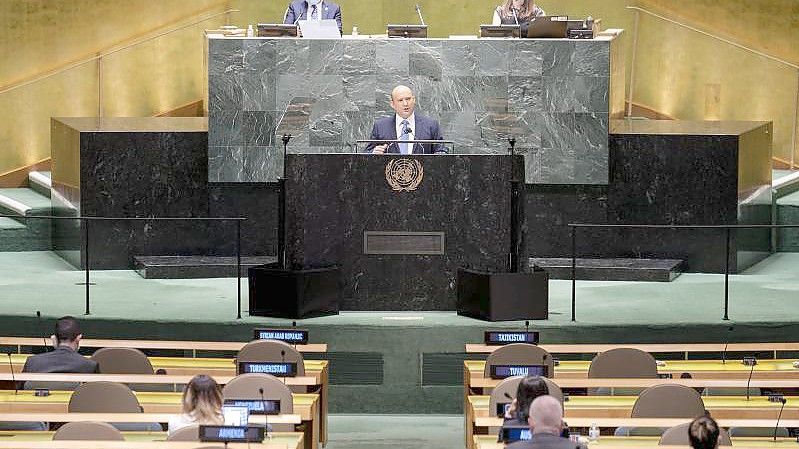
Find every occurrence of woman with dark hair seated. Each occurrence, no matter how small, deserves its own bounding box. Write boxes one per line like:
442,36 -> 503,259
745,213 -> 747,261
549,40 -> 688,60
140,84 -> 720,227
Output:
500,376 -> 570,439
504,376 -> 550,424
689,415 -> 720,449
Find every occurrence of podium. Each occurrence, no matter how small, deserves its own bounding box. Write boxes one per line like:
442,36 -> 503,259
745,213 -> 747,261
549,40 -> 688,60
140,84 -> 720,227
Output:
280,153 -> 526,311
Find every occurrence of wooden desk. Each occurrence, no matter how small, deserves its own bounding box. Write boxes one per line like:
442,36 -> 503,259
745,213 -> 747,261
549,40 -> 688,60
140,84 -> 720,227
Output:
0,431 -> 302,449
0,413 -> 301,425
464,359 -> 799,391
474,435 -> 799,449
0,391 -> 319,449
2,356 -> 329,447
465,396 -> 799,449
466,343 -> 799,358
0,337 -> 327,355
3,355 -> 328,383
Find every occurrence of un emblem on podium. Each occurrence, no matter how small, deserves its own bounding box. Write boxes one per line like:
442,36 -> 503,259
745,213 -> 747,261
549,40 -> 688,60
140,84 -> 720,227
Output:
385,158 -> 424,192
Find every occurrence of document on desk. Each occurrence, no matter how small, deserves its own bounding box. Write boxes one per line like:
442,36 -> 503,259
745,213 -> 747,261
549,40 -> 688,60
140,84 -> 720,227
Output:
298,19 -> 340,38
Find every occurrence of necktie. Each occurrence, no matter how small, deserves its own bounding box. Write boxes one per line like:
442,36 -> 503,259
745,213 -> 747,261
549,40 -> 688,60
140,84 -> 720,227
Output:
400,120 -> 410,154
310,4 -> 318,20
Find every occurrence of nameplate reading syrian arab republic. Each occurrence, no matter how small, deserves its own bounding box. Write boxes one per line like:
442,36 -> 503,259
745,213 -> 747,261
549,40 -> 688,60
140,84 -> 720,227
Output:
385,158 -> 423,192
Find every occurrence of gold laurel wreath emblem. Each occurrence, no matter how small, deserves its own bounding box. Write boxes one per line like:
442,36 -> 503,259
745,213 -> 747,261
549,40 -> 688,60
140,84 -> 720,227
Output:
385,158 -> 424,192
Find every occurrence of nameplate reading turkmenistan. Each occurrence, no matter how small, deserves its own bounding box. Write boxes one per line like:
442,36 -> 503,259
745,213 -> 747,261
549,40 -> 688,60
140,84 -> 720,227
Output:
238,362 -> 298,377
224,399 -> 281,415
253,328 -> 309,344
484,331 -> 540,345
363,231 -> 445,255
489,364 -> 548,379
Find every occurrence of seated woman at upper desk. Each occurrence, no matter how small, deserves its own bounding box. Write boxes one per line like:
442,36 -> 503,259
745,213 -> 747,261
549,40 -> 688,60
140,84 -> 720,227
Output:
492,0 -> 546,25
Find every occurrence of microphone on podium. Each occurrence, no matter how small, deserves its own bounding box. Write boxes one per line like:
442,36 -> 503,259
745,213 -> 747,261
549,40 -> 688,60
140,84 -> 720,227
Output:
511,8 -> 520,26
415,4 -> 426,26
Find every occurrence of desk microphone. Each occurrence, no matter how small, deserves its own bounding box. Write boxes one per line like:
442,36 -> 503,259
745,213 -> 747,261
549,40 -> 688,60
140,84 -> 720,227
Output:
745,358 -> 757,401
258,387 -> 270,440
415,4 -> 426,26
280,350 -> 287,384
772,396 -> 787,441
35,311 -> 50,352
511,8 -> 520,26
6,353 -> 17,395
525,321 -> 529,334
720,325 -> 733,365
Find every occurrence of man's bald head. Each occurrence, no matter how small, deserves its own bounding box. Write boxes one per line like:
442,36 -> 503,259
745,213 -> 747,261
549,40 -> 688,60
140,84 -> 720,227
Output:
390,85 -> 416,119
527,395 -> 563,435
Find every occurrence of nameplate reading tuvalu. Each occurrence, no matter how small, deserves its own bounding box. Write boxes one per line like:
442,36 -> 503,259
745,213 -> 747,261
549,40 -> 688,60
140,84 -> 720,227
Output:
253,328 -> 309,344
489,364 -> 549,379
238,362 -> 298,377
484,331 -> 540,345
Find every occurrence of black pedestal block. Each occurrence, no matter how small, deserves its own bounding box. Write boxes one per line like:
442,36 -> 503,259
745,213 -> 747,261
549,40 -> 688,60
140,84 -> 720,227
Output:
248,265 -> 341,319
456,268 -> 549,322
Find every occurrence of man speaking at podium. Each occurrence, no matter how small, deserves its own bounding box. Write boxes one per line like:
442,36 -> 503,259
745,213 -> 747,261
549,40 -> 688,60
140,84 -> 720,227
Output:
365,85 -> 447,155
283,0 -> 343,35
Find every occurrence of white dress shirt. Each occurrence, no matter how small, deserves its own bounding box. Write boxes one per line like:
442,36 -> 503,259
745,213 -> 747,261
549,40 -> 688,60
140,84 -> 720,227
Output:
395,113 -> 416,155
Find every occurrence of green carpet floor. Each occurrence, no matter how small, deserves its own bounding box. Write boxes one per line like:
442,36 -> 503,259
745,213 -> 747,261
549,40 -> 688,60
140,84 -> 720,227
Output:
0,251 -> 797,327
326,415 -> 462,449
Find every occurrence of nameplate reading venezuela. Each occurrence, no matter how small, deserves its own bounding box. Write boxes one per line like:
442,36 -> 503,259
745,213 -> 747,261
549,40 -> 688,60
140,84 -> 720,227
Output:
489,364 -> 548,379
253,328 -> 309,345
199,425 -> 264,443
484,331 -> 540,345
238,362 -> 298,377
224,399 -> 281,415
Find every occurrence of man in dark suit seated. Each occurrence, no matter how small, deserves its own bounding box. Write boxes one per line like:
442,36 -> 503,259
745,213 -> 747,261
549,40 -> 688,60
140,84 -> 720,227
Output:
365,85 -> 447,155
508,395 -> 585,449
283,0 -> 343,35
22,316 -> 98,374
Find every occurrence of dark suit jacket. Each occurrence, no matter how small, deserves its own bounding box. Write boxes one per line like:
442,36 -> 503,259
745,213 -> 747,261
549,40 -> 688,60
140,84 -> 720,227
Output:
364,115 -> 446,154
507,432 -> 585,449
22,346 -> 98,374
284,0 -> 343,34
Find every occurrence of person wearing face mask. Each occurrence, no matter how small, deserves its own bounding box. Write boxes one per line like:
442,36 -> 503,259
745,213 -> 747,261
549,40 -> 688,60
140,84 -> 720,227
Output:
492,0 -> 546,26
283,0 -> 343,35
364,85 -> 446,155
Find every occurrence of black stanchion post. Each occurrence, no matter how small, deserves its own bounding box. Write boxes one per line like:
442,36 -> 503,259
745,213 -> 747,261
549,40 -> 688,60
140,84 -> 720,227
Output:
571,225 -> 576,322
236,219 -> 242,320
724,227 -> 731,321
84,218 -> 90,315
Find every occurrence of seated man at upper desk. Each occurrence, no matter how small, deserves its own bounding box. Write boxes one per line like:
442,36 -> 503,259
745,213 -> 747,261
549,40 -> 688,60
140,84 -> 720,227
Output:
283,0 -> 343,35
365,85 -> 446,155
22,316 -> 98,373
